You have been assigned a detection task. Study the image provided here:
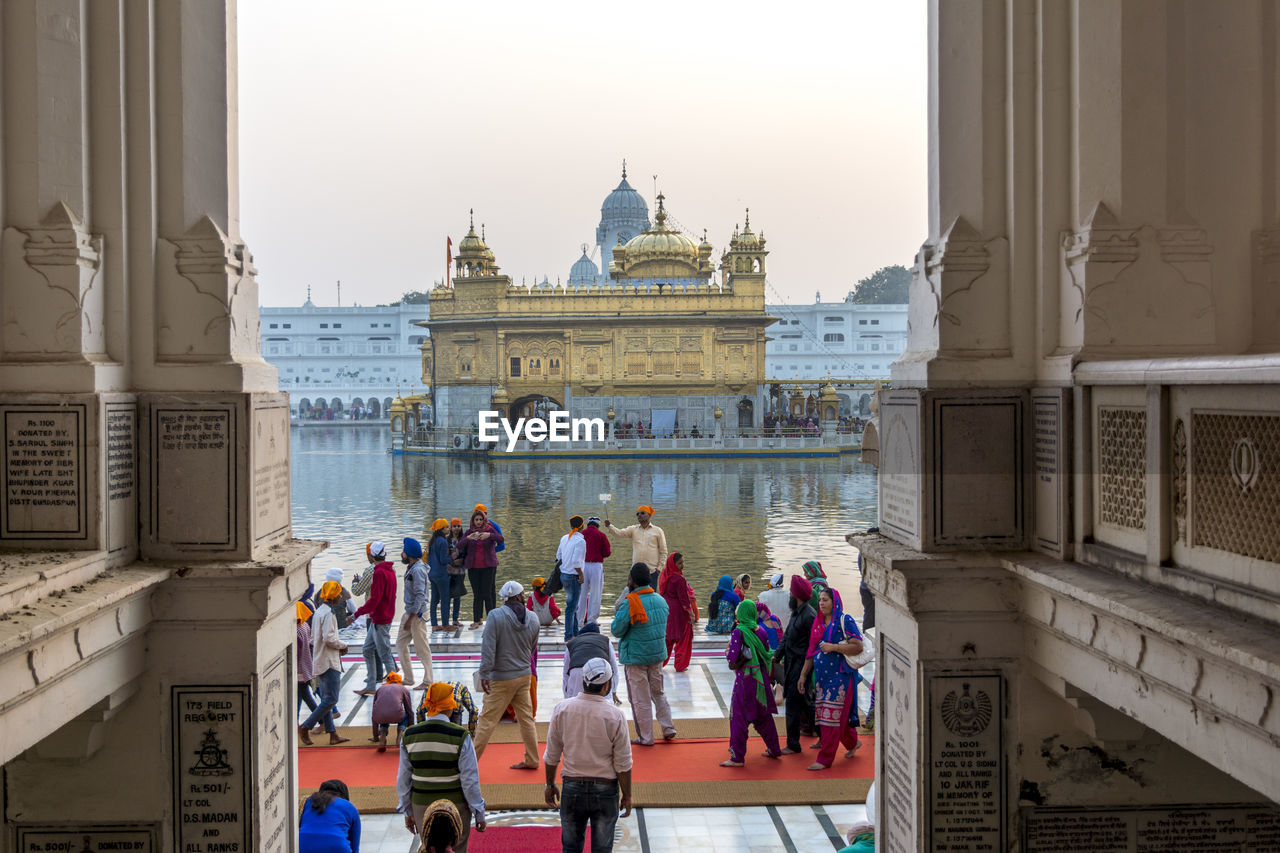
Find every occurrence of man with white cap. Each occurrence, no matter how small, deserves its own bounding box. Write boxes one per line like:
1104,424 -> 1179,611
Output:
472,580 -> 541,770
544,657 -> 633,852
313,567 -> 353,629
352,541 -> 399,697
757,572 -> 791,633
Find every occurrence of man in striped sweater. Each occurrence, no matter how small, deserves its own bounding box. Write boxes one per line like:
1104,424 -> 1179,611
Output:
397,682 -> 487,851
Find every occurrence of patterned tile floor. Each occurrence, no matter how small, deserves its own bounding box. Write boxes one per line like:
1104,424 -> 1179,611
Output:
313,622 -> 875,851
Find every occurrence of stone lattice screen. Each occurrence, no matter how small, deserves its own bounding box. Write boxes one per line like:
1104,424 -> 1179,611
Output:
1192,413 -> 1280,564
1098,407 -> 1148,531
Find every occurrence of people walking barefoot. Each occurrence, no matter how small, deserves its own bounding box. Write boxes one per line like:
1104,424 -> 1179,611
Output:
799,587 -> 864,770
720,600 -> 782,766
396,537 -> 434,690
471,581 -> 541,770
659,553 -> 696,672
299,581 -> 351,746
611,562 -> 677,746
352,541 -> 398,698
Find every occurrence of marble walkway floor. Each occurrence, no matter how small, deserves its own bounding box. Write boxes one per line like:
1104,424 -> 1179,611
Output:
306,622 -> 875,852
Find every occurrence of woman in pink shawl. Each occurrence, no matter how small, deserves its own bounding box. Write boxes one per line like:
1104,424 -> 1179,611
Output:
798,587 -> 863,770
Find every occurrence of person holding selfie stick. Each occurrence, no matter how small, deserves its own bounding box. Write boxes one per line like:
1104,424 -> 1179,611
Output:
604,505 -> 667,588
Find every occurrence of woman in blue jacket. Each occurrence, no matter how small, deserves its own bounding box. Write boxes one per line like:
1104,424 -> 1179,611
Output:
298,779 -> 361,853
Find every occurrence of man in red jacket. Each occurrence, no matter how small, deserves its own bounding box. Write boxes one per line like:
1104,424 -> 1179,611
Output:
579,517 -> 612,629
353,541 -> 399,696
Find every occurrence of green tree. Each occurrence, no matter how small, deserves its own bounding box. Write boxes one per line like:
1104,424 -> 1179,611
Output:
381,289 -> 432,306
848,265 -> 911,304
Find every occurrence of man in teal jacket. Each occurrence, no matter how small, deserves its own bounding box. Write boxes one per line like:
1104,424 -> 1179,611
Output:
611,562 -> 677,746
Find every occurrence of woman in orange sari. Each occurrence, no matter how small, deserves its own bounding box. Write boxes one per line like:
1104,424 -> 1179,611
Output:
660,553 -> 697,672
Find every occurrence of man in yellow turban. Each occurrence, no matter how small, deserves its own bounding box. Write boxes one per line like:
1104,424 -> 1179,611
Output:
299,581 -> 351,746
603,505 -> 667,587
399,683 -> 487,846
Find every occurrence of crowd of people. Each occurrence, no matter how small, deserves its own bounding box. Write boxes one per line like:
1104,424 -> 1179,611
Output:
294,505 -> 877,853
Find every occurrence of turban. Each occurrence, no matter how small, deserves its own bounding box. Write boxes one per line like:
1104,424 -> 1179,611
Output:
319,581 -> 343,602
473,504 -> 487,514
324,568 -> 343,583
569,515 -> 584,530
532,576 -> 546,590
295,601 -> 312,622
367,541 -> 386,559
790,575 -> 813,601
450,517 -> 462,525
384,671 -> 403,684
770,573 -> 784,589
403,537 -> 423,559
587,516 -> 601,527
582,657 -> 612,685
424,682 -> 457,717
499,580 -> 524,599
636,505 -> 655,516
430,518 -> 448,532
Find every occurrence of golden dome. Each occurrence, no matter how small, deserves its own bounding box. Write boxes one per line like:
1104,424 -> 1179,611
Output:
619,194 -> 699,267
457,211 -> 487,256
734,208 -> 761,250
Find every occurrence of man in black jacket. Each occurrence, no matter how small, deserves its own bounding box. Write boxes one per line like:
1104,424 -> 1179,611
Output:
777,575 -> 818,753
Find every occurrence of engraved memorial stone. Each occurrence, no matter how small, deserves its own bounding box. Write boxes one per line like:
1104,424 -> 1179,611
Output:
928,673 -> 1005,851
172,687 -> 250,853
881,636 -> 918,853
15,825 -> 155,853
1024,804 -> 1280,852
152,407 -> 234,548
105,402 -> 136,555
2,405 -> 87,540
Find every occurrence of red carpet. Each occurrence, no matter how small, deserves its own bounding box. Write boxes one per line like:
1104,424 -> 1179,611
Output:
468,826 -> 562,852
299,735 -> 875,787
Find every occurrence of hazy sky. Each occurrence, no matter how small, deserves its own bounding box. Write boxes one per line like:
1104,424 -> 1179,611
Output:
239,1 -> 927,309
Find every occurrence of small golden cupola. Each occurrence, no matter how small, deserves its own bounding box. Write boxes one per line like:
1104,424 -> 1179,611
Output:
723,208 -> 768,276
455,210 -> 500,278
609,193 -> 704,280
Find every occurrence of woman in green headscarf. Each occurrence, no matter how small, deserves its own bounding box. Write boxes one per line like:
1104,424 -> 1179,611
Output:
719,599 -> 783,767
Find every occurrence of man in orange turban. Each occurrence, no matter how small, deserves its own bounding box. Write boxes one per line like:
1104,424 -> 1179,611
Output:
604,505 -> 667,587
299,581 -> 351,746
399,683 -> 487,844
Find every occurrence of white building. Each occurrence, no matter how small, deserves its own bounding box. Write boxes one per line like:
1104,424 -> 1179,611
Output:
260,296 -> 428,418
764,295 -> 907,380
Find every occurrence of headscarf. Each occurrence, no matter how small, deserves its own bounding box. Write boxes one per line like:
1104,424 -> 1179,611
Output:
790,575 -> 812,602
802,560 -> 826,581
295,601 -> 312,622
424,682 -> 457,716
385,671 -> 403,684
324,568 -> 343,583
499,580 -> 523,599
636,504 -> 655,516
450,517 -> 462,526
473,504 -> 487,515
709,575 -> 735,618
658,552 -> 683,596
733,599 -> 772,705
318,581 -> 343,602
569,515 -> 584,531
403,537 -> 423,559
769,573 -> 784,589
430,518 -> 448,532
625,562 -> 652,625
421,799 -> 463,853
807,588 -> 860,667
367,541 -> 386,560
579,621 -> 601,634
532,576 -> 546,591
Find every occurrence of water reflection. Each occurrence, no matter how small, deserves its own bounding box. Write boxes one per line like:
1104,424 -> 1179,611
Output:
291,427 -> 879,618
